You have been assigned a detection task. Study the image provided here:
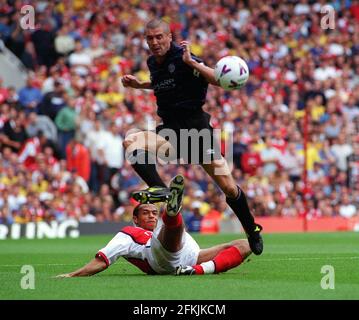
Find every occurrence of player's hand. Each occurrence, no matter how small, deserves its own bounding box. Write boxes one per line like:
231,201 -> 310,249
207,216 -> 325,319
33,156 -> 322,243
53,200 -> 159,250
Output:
180,41 -> 194,66
121,75 -> 142,89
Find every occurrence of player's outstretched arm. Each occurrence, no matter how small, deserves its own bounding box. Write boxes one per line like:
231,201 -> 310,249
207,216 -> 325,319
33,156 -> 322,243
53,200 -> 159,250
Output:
121,74 -> 152,89
180,41 -> 220,87
55,257 -> 107,278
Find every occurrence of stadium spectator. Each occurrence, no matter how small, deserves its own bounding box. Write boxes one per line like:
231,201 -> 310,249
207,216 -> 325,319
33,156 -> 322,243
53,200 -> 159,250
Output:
200,206 -> 222,234
0,78 -> 9,104
339,194 -> 357,218
330,133 -> 354,172
78,203 -> 97,223
31,20 -> 57,68
4,13 -> 26,61
97,122 -> 124,185
241,143 -> 262,176
84,119 -> 109,192
279,142 -> 303,184
184,201 -> 203,233
68,40 -> 92,76
38,80 -> 67,120
308,162 -> 326,183
324,114 -> 342,139
18,131 -> 47,169
65,138 -> 91,183
25,112 -> 58,142
260,138 -> 282,176
342,95 -> 359,122
55,98 -> 77,158
18,78 -> 43,114
54,25 -> 75,56
1,110 -> 27,152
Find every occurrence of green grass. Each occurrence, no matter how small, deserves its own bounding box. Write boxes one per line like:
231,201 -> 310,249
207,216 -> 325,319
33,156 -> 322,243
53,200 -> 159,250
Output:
0,232 -> 359,300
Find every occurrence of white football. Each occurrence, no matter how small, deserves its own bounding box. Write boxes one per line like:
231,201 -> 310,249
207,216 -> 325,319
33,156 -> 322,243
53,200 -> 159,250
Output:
214,56 -> 249,90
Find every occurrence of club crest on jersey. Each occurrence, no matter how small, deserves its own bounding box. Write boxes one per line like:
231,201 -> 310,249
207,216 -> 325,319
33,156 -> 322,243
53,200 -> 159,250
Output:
168,63 -> 175,73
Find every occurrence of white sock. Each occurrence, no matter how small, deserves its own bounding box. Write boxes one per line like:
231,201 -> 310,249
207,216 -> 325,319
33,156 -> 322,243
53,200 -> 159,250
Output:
200,261 -> 215,274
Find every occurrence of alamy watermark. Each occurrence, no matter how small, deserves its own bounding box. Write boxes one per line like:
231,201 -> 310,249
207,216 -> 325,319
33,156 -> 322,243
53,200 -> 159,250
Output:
20,5 -> 35,30
320,265 -> 335,290
321,5 -> 335,30
19,5 -> 335,32
124,121 -> 234,176
20,265 -> 35,290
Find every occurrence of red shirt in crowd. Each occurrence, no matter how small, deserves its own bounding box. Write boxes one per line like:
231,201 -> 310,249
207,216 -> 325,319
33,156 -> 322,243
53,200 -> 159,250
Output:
241,151 -> 262,176
18,136 -> 41,169
66,142 -> 91,182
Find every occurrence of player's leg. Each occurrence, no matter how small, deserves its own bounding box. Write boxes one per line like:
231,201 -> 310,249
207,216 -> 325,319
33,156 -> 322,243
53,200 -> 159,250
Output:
124,130 -> 175,203
156,174 -> 185,252
176,239 -> 251,275
200,158 -> 263,255
123,130 -> 168,188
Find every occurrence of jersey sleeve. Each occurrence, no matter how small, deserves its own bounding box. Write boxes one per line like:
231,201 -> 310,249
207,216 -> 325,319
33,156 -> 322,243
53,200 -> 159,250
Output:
188,54 -> 208,83
191,54 -> 204,64
185,52 -> 207,80
96,232 -> 133,266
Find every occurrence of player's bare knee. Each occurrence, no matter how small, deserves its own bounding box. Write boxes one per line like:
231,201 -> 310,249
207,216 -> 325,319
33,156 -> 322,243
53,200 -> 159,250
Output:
221,184 -> 238,199
123,132 -> 145,151
123,138 -> 131,150
123,134 -> 138,149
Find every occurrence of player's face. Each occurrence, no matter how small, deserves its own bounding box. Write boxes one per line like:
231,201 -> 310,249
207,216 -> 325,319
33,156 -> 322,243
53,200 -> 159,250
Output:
145,27 -> 172,58
134,204 -> 159,231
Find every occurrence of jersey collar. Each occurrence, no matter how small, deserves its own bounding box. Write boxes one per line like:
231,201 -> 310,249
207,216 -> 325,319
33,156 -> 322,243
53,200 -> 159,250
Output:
153,42 -> 182,65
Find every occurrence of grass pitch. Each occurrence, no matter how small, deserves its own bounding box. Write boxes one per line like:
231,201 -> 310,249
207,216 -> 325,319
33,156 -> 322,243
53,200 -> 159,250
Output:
0,232 -> 358,300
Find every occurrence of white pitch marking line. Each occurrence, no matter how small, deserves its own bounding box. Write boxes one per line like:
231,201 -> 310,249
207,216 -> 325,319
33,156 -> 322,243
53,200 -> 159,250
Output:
0,261 -> 128,267
0,263 -> 80,267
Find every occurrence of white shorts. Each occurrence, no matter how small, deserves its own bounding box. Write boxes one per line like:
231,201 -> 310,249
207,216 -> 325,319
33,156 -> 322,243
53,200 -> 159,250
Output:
146,231 -> 200,274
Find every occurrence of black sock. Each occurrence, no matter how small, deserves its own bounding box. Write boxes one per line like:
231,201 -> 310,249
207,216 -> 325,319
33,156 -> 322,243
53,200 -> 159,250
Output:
129,149 -> 167,188
226,186 -> 256,234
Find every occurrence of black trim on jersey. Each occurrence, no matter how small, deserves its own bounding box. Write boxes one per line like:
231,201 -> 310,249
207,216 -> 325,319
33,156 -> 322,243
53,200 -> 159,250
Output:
95,251 -> 109,267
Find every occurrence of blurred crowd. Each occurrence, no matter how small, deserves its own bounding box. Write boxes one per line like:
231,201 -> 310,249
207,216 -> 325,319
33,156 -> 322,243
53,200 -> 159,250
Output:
0,0 -> 358,229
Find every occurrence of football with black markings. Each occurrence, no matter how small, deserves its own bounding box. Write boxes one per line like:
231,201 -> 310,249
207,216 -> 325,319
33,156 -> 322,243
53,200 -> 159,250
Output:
214,56 -> 249,91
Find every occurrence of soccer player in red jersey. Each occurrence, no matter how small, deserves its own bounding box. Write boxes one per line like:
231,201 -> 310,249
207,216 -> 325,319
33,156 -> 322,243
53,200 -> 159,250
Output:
55,175 -> 251,277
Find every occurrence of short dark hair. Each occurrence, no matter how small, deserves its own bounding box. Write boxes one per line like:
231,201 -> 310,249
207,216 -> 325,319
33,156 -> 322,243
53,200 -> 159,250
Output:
36,130 -> 45,138
145,18 -> 170,34
133,203 -> 158,217
133,204 -> 143,217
